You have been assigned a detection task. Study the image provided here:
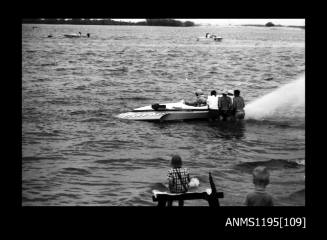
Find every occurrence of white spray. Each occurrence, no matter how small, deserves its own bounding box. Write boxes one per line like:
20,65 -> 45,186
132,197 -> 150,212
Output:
244,75 -> 305,120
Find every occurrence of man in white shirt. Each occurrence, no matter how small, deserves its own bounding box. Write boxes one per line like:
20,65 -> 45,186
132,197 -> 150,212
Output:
207,90 -> 219,121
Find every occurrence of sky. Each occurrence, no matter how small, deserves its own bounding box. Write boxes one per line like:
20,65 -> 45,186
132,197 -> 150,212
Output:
112,19 -> 305,26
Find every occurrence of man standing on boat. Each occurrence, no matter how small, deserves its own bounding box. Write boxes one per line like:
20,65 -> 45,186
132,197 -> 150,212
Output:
218,90 -> 232,121
184,89 -> 207,107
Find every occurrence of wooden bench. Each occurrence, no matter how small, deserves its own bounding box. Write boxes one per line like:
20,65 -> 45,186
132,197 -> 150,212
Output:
152,172 -> 224,207
152,189 -> 224,207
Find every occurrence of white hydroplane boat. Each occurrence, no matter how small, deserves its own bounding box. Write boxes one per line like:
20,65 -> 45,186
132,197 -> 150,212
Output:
64,33 -> 82,38
117,100 -> 210,121
115,88 -> 247,122
117,90 -> 240,122
64,32 -> 90,38
197,33 -> 223,42
197,36 -> 223,42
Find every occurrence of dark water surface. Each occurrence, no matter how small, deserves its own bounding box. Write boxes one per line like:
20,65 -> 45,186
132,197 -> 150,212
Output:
22,24 -> 305,206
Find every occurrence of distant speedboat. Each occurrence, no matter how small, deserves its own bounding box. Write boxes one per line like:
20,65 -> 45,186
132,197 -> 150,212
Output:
64,33 -> 90,38
64,34 -> 82,38
197,36 -> 223,42
197,33 -> 223,42
212,36 -> 223,42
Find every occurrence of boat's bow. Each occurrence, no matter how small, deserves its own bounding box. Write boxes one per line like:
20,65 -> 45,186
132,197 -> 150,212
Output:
116,111 -> 168,121
116,100 -> 209,121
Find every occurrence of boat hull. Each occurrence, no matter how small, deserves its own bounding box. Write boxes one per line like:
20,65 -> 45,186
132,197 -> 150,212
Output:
197,37 -> 223,42
64,34 -> 89,38
116,110 -> 209,121
116,100 -> 211,121
161,111 -> 209,121
64,34 -> 81,38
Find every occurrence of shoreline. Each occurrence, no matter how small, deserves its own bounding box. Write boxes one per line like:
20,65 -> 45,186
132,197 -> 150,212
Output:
22,19 -> 197,27
239,24 -> 305,29
23,22 -> 304,29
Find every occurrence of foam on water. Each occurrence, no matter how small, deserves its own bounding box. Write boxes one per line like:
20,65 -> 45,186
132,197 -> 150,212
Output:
245,75 -> 305,120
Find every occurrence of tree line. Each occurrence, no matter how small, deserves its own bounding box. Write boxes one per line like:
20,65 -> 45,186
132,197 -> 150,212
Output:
22,18 -> 196,27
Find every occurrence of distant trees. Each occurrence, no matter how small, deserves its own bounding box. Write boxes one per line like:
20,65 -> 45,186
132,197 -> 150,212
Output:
265,22 -> 275,27
146,19 -> 179,26
146,19 -> 195,27
23,18 -> 132,25
22,18 -> 195,27
184,21 -> 195,27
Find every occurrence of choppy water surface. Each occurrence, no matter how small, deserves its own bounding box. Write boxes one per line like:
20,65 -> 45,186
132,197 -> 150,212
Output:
22,24 -> 305,206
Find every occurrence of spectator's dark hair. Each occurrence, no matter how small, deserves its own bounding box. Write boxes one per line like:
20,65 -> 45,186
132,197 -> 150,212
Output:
252,166 -> 270,187
171,155 -> 182,168
234,90 -> 240,96
211,90 -> 216,96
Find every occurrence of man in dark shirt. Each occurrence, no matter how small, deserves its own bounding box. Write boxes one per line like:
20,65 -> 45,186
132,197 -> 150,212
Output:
232,89 -> 245,119
218,90 -> 232,121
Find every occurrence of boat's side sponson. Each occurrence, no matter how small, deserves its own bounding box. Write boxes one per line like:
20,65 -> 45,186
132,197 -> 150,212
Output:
116,110 -> 209,121
116,111 -> 167,121
160,111 -> 209,121
132,108 -> 208,112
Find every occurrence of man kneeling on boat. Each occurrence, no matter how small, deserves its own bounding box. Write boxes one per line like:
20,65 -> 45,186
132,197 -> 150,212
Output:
184,89 -> 207,107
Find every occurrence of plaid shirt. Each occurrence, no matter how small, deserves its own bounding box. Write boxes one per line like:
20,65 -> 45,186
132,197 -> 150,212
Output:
167,168 -> 190,193
218,96 -> 232,110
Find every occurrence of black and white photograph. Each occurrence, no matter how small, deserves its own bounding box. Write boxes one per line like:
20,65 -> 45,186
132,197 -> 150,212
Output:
22,18 -> 305,209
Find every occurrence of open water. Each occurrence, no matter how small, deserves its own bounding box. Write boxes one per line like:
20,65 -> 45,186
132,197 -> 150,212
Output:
22,24 -> 305,206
